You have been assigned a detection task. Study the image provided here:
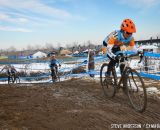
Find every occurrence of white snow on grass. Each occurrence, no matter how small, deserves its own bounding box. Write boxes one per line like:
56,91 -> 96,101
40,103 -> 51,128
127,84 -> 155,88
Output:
0,57 -> 160,97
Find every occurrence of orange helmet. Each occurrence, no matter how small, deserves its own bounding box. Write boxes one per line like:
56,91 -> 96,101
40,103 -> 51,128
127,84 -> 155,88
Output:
121,19 -> 136,33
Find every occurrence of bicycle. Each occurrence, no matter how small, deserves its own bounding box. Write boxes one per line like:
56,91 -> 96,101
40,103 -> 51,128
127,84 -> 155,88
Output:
100,52 -> 147,113
51,66 -> 60,83
8,72 -> 20,84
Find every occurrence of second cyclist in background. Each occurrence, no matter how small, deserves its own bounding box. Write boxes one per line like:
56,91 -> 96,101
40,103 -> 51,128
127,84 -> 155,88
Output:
49,52 -> 61,79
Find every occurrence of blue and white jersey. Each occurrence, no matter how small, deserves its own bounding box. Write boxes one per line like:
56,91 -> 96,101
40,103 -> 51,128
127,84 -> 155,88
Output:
50,59 -> 60,67
103,30 -> 134,46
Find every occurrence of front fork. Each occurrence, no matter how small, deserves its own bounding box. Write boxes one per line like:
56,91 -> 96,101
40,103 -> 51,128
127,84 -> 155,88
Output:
116,67 -> 129,89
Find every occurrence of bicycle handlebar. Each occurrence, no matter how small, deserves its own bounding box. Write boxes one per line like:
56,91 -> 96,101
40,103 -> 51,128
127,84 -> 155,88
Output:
116,51 -> 144,67
126,52 -> 143,63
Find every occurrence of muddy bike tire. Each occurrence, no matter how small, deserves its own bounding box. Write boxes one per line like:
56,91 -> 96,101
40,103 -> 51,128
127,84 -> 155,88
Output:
51,71 -> 56,83
125,68 -> 147,113
15,77 -> 20,84
56,72 -> 60,82
100,63 -> 116,98
8,76 -> 15,84
51,71 -> 60,83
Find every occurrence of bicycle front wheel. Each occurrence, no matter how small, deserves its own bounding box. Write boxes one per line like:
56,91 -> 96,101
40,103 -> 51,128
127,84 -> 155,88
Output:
56,72 -> 60,82
125,69 -> 147,113
15,77 -> 20,84
8,76 -> 15,84
100,63 -> 116,98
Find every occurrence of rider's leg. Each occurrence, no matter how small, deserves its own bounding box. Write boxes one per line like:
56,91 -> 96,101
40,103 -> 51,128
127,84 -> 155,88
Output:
120,64 -> 125,75
105,57 -> 116,84
106,54 -> 117,76
8,75 -> 10,83
55,66 -> 58,74
106,46 -> 121,76
13,73 -> 16,83
51,68 -> 54,76
54,66 -> 58,79
119,55 -> 125,75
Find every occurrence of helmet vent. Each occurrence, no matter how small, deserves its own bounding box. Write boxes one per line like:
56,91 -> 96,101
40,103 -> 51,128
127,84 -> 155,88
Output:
121,19 -> 136,33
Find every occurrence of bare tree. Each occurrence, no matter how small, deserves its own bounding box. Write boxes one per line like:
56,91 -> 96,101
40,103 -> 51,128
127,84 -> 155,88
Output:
34,44 -> 42,51
58,47 -> 63,55
78,44 -> 81,52
72,47 -> 75,53
56,42 -> 62,50
0,49 -> 4,54
7,46 -> 17,52
45,43 -> 53,50
65,43 -> 72,49
71,42 -> 78,51
27,44 -> 33,51
87,40 -> 94,49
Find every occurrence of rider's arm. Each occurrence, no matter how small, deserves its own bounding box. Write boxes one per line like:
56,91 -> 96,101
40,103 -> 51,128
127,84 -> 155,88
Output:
49,60 -> 53,67
127,38 -> 139,53
127,38 -> 135,50
103,36 -> 108,47
120,45 -> 127,51
106,37 -> 116,59
55,59 -> 61,66
103,37 -> 108,47
13,68 -> 17,73
0,69 -> 3,73
0,67 -> 5,73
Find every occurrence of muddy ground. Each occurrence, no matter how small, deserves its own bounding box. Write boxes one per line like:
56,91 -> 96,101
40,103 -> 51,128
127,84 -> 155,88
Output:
0,78 -> 160,130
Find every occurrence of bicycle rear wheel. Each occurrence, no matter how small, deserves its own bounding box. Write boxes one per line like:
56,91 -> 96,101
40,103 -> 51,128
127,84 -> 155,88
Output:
125,69 -> 147,112
100,63 -> 116,98
52,75 -> 56,83
52,71 -> 60,83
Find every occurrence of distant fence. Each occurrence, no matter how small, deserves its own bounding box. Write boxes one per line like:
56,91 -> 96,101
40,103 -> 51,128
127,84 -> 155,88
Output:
0,52 -> 160,83
139,52 -> 160,80
0,56 -> 87,65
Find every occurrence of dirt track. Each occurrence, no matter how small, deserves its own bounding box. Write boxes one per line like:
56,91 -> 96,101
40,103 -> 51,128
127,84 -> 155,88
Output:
0,78 -> 160,130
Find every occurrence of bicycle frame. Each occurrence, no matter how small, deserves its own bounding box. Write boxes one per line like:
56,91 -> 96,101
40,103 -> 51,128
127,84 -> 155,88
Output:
51,66 -> 57,75
113,53 -> 140,89
51,65 -> 60,82
8,72 -> 20,84
100,52 -> 147,112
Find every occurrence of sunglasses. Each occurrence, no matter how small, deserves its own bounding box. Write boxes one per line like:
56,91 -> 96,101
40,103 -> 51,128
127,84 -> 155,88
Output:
125,31 -> 132,35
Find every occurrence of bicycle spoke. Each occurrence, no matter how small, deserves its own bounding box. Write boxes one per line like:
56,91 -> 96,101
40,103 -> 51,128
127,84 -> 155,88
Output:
126,69 -> 147,112
100,63 -> 116,98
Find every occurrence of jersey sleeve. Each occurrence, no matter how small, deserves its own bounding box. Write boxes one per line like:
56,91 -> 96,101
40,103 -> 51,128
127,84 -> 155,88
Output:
108,36 -> 116,45
56,59 -> 61,65
129,38 -> 135,46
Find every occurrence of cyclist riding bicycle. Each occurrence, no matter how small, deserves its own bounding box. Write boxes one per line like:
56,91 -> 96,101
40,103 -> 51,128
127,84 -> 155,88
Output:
0,65 -> 17,83
103,18 -> 138,79
49,52 -> 61,78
